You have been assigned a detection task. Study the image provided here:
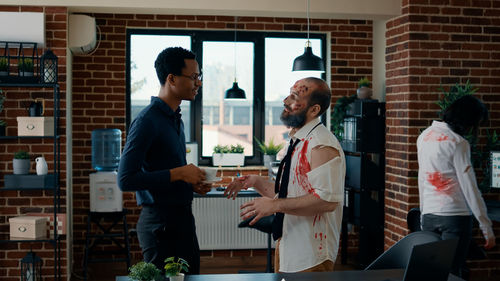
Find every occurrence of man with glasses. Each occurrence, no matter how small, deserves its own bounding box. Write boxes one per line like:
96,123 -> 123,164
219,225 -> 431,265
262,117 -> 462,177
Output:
118,47 -> 210,274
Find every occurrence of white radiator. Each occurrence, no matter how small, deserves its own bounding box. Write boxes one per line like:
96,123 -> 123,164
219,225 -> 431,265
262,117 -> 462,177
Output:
193,196 -> 275,250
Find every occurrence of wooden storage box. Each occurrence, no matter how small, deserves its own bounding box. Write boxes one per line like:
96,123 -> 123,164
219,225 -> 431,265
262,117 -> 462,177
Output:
17,117 -> 54,136
9,216 -> 48,239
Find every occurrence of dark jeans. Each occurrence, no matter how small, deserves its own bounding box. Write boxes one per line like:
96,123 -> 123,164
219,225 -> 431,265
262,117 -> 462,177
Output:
422,214 -> 472,277
137,204 -> 200,274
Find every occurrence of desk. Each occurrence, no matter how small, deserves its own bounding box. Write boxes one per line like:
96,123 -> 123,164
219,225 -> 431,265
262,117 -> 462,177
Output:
486,200 -> 500,223
116,269 -> 464,281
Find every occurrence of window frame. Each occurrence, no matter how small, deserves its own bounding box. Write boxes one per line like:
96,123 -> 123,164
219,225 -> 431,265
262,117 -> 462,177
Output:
126,29 -> 327,166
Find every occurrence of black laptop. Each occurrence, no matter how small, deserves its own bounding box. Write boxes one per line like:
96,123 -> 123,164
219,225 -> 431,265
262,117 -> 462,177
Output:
403,238 -> 459,281
385,238 -> 459,281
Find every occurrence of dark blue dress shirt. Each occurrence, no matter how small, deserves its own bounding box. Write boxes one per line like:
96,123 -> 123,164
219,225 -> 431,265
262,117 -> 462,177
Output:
118,96 -> 192,206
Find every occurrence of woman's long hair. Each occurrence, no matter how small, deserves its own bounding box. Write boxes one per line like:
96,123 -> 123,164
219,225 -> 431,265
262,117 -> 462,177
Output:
443,95 -> 488,137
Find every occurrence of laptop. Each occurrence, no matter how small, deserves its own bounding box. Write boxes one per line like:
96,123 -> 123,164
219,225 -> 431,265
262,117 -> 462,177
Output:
385,238 -> 459,281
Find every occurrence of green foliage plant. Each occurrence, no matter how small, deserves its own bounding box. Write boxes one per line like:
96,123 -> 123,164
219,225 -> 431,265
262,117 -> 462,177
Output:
358,77 -> 371,88
0,57 -> 8,72
18,58 -> 34,72
14,150 -> 30,160
128,261 -> 162,281
254,137 -> 284,155
0,90 -> 6,126
164,257 -> 189,277
331,94 -> 357,140
213,145 -> 230,154
230,144 -> 244,153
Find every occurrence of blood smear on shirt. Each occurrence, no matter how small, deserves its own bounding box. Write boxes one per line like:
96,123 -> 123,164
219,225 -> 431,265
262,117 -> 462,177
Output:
423,130 -> 449,142
296,139 -> 316,196
426,171 -> 453,193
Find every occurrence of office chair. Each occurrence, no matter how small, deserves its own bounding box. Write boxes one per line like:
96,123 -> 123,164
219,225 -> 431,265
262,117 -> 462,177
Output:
364,231 -> 441,270
238,214 -> 274,273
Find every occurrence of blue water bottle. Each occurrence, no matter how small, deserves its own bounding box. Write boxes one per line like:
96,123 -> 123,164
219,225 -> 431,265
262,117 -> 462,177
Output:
91,128 -> 122,171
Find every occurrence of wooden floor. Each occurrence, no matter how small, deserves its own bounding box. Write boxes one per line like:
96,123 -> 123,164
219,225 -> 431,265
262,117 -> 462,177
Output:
77,255 -> 358,281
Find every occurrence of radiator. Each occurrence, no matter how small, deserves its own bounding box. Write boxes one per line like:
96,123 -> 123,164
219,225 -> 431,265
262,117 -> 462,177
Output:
193,196 -> 274,250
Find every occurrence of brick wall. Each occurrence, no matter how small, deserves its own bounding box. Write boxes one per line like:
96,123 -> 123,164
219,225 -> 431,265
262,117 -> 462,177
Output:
385,0 -> 500,279
71,13 -> 373,272
0,6 -> 68,281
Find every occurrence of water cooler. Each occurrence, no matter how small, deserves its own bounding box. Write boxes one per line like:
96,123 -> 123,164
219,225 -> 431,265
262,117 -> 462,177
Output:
89,128 -> 123,212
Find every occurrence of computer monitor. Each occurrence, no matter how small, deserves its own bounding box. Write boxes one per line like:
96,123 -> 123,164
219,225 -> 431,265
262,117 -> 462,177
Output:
490,151 -> 500,189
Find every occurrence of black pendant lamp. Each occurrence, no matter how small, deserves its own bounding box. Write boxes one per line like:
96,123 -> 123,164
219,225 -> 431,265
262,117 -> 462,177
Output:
292,0 -> 325,72
225,17 -> 246,99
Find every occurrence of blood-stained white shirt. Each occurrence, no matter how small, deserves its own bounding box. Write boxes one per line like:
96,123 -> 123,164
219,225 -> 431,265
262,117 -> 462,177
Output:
279,119 -> 345,272
417,121 -> 493,239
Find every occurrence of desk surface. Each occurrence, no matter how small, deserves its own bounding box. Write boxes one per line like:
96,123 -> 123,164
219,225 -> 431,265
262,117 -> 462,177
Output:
486,200 -> 500,223
117,269 -> 464,281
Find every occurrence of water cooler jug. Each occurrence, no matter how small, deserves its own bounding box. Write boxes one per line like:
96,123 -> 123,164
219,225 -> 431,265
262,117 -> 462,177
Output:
89,128 -> 123,212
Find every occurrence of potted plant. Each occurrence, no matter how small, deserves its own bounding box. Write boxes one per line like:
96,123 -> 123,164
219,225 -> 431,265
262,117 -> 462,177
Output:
0,57 -> 8,76
356,77 -> 373,99
128,261 -> 162,281
164,257 -> 189,281
212,144 -> 245,167
254,137 -> 284,167
18,58 -> 34,77
13,150 -> 30,175
0,90 -> 5,136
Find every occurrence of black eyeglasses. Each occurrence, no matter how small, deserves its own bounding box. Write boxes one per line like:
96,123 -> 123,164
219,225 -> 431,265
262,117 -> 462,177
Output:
177,72 -> 203,81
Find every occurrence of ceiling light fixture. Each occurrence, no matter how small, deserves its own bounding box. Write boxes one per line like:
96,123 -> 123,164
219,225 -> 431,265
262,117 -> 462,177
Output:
292,0 -> 325,72
225,16 -> 246,99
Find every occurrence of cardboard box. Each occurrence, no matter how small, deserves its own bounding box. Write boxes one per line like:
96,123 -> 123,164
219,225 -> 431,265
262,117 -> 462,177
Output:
26,213 -> 67,235
17,117 -> 54,136
9,216 -> 48,239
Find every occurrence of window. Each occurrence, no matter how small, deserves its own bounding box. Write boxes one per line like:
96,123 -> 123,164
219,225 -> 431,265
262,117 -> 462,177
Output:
127,30 -> 326,165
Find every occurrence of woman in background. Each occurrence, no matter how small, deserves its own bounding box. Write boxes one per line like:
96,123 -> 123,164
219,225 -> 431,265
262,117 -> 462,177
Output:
417,95 -> 496,277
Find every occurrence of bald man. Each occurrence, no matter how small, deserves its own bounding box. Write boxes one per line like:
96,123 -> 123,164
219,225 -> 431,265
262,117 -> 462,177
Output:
225,77 -> 346,272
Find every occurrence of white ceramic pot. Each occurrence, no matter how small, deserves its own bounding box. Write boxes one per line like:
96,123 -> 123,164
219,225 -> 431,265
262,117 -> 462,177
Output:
169,273 -> 184,281
13,158 -> 30,175
263,154 -> 276,168
212,153 -> 244,167
36,156 -> 48,175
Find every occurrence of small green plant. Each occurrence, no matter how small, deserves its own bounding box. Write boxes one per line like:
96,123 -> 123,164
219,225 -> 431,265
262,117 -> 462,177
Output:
213,144 -> 244,154
14,150 -> 30,159
0,57 -> 8,72
358,77 -> 370,88
18,58 -> 34,72
213,144 -> 230,154
128,261 -> 162,281
254,137 -> 284,155
230,144 -> 244,153
0,90 -> 6,126
164,257 -> 189,277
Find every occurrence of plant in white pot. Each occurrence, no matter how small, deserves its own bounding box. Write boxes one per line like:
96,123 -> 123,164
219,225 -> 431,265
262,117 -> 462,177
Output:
356,77 -> 373,100
18,58 -> 34,77
254,137 -> 284,168
13,150 -> 30,175
212,144 -> 245,167
164,257 -> 189,281
128,261 -> 162,281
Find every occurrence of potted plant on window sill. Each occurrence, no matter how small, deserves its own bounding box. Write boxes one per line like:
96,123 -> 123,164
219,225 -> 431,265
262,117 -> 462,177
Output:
128,261 -> 162,281
13,150 -> 30,175
254,137 -> 284,168
212,144 -> 245,167
0,57 -> 8,76
164,257 -> 189,281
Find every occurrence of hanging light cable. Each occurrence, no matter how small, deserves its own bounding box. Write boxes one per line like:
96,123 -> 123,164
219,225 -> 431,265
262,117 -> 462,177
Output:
225,16 -> 246,99
292,0 -> 325,72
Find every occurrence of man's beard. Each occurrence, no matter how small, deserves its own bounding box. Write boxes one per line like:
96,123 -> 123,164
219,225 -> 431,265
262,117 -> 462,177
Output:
280,107 -> 307,128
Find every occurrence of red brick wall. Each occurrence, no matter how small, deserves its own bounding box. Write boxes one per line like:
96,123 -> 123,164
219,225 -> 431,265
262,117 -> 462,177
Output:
0,6 -> 68,281
71,13 -> 373,270
385,0 -> 500,279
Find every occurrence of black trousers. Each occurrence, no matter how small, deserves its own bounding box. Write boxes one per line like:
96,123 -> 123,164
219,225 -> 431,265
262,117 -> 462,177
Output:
422,214 -> 472,278
137,204 -> 200,274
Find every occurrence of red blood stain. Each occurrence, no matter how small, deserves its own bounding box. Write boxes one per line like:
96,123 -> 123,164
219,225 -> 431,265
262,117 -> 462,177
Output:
319,233 -> 323,241
423,130 -> 449,142
313,214 -> 321,226
315,233 -> 317,239
294,139 -> 319,198
426,172 -> 453,193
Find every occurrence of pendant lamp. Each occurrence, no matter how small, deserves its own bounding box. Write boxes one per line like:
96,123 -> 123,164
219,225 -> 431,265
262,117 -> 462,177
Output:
225,17 -> 246,99
292,0 -> 325,72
